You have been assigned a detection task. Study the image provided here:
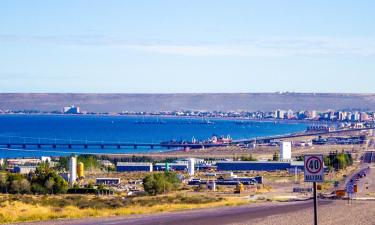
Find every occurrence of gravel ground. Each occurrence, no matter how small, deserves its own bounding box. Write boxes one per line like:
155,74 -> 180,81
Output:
231,200 -> 375,225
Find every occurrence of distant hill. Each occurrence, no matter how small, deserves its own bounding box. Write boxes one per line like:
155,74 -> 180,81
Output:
0,93 -> 375,112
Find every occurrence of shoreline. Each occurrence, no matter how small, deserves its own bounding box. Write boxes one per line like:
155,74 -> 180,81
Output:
0,113 -> 331,125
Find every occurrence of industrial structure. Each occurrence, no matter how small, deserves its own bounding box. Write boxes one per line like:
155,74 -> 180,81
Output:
188,158 -> 195,176
13,165 -> 37,174
154,163 -> 187,171
116,162 -> 153,172
280,141 -> 292,160
69,156 -> 77,185
77,162 -> 84,178
216,161 -> 304,171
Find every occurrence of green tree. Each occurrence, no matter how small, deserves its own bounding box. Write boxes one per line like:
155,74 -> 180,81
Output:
30,163 -> 68,194
10,179 -> 30,194
143,172 -> 180,195
0,172 -> 8,193
272,151 -> 279,161
45,177 -> 55,194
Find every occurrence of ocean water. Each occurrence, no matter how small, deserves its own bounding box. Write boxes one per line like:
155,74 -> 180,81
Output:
0,115 -> 307,158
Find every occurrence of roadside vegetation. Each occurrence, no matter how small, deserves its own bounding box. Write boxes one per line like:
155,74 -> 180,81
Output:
0,163 -> 68,194
324,151 -> 353,170
0,193 -> 248,224
142,172 -> 180,195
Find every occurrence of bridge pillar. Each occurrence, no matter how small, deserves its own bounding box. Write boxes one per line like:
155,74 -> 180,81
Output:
84,144 -> 88,149
52,144 -> 56,149
150,145 -> 154,149
22,144 -> 26,148
37,144 -> 41,149
117,145 -> 121,149
68,144 -> 72,149
134,145 -> 137,149
7,144 -> 10,148
101,144 -> 104,149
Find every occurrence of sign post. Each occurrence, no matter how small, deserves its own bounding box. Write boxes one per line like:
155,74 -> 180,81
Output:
346,182 -> 354,204
304,154 -> 324,225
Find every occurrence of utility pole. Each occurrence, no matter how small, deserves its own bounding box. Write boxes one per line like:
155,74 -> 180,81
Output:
313,182 -> 318,225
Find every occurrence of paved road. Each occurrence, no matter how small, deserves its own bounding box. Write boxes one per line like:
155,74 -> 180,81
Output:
17,200 -> 332,225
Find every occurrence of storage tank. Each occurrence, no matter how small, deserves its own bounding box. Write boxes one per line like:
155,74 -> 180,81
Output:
280,142 -> 292,161
188,158 -> 195,176
69,156 -> 77,185
77,162 -> 84,178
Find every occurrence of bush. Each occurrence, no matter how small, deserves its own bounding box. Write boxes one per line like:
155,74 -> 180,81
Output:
324,151 -> 353,170
240,154 -> 257,161
30,163 -> 68,194
143,172 -> 180,195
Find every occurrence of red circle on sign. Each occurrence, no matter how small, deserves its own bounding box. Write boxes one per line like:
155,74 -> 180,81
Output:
306,156 -> 322,174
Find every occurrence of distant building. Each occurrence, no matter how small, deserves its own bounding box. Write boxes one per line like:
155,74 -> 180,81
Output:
116,162 -> 153,172
360,112 -> 369,121
275,110 -> 285,119
352,111 -> 360,121
286,110 -> 294,119
310,110 -> 317,119
280,142 -> 292,160
63,105 -> 80,114
13,165 -> 37,174
216,161 -> 304,171
7,158 -> 40,166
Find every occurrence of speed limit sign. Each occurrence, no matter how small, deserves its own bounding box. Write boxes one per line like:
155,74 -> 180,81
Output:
304,155 -> 324,182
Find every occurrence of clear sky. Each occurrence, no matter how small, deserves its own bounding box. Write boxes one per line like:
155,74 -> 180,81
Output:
1,1 -> 374,93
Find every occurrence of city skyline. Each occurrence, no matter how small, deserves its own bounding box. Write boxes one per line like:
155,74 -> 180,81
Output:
1,1 -> 375,93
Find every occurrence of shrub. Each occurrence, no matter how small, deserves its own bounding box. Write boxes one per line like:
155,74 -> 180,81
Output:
143,172 -> 180,195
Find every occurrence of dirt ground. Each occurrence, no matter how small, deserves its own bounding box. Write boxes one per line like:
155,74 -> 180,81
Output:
233,200 -> 375,225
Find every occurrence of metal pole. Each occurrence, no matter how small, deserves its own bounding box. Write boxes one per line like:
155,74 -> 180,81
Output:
313,182 -> 318,225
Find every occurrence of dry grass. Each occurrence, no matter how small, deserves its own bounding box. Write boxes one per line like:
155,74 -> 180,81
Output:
0,193 -> 249,224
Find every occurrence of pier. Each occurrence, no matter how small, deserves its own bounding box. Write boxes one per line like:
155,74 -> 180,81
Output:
0,142 -> 228,150
0,127 -> 373,151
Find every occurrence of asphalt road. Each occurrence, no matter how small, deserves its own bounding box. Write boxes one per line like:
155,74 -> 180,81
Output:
17,200 -> 332,225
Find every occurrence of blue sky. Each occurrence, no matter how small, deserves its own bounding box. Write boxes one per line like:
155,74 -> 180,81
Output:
1,1 -> 375,93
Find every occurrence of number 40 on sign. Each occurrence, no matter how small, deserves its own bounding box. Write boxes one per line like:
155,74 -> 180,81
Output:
304,155 -> 324,183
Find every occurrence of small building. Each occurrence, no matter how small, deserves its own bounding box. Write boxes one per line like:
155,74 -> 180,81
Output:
13,165 -> 37,174
216,161 -> 304,172
116,162 -> 153,172
96,178 -> 121,186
